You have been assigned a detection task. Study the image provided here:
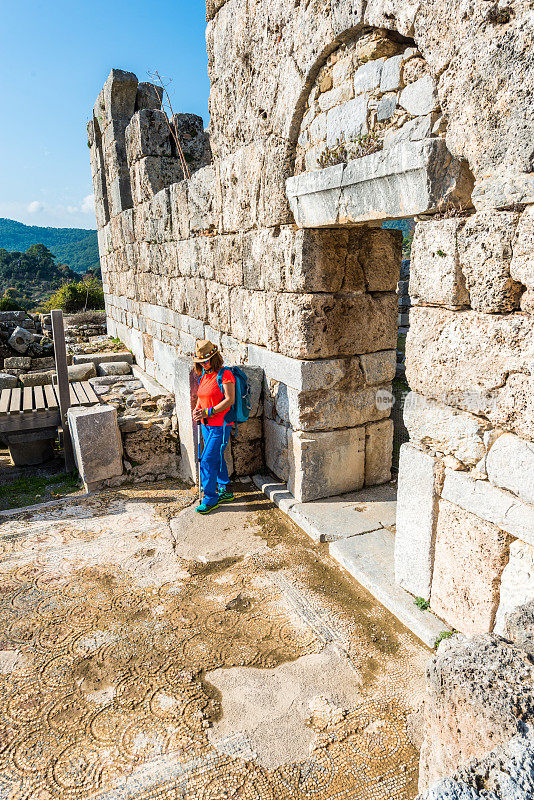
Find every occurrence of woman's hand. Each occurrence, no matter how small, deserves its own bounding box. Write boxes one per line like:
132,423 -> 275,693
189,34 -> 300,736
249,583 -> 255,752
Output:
192,407 -> 204,422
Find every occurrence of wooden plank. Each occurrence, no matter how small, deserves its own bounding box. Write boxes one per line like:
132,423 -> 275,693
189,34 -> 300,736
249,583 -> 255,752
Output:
73,382 -> 89,404
0,409 -> 60,434
69,383 -> 80,406
44,384 -> 58,409
23,387 -> 33,412
51,309 -> 75,472
34,385 -> 46,410
0,389 -> 11,415
9,388 -> 21,414
81,381 -> 99,405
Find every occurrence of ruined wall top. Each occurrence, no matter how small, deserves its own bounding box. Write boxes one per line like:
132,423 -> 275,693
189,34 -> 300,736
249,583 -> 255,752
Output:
206,0 -> 534,207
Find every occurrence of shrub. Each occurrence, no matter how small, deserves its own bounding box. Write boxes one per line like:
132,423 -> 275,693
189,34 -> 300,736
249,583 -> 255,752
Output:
43,278 -> 105,313
317,132 -> 383,169
435,630 -> 455,649
414,596 -> 430,611
0,296 -> 25,311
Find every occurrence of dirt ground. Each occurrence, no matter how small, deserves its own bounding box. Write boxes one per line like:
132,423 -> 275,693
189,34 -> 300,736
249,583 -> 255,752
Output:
0,479 -> 430,800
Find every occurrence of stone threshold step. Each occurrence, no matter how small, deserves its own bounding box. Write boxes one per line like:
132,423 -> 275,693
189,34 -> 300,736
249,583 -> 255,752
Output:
253,473 -> 450,650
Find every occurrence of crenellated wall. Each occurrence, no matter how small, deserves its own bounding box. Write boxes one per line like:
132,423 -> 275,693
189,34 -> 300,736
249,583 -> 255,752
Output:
88,0 -> 534,643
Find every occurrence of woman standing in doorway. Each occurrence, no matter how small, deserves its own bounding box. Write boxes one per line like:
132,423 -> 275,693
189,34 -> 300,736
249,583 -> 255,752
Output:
192,340 -> 235,514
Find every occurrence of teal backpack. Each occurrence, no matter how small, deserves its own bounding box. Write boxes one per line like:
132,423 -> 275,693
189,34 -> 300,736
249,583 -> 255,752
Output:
216,367 -> 251,424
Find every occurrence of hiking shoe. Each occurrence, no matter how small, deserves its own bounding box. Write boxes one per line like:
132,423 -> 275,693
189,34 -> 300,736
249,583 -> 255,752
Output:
195,501 -> 220,514
218,489 -> 235,504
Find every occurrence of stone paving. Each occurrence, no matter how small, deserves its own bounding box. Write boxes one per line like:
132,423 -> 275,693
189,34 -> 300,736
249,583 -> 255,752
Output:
0,480 -> 429,799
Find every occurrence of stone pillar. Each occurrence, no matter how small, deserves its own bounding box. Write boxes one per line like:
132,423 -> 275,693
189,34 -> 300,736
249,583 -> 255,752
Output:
174,356 -> 199,483
394,442 -> 444,600
67,405 -> 123,492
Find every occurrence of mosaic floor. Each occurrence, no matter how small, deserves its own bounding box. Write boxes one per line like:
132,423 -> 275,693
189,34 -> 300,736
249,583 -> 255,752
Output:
0,481 -> 429,800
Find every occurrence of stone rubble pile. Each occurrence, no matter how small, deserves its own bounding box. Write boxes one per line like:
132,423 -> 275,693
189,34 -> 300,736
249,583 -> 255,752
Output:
0,311 -> 55,389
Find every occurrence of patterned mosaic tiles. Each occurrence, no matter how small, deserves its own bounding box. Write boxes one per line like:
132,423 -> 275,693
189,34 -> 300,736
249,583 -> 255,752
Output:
0,481 -> 429,799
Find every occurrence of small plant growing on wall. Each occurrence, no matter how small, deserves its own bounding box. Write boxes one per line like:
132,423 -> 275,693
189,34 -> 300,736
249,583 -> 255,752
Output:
318,131 -> 383,169
317,137 -> 349,168
349,131 -> 382,158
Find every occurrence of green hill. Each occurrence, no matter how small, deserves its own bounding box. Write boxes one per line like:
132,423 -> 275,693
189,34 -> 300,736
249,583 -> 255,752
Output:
0,218 -> 99,274
0,244 -> 79,309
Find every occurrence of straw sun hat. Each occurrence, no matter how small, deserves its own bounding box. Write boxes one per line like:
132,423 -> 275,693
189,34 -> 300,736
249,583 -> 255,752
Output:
194,339 -> 219,363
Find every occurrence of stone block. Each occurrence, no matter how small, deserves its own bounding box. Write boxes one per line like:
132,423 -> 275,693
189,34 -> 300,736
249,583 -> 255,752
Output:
332,54 -> 354,86
68,363 -> 97,382
473,173 -> 534,211
486,432 -> 534,505
382,114 -> 436,149
232,437 -> 263,477
399,75 -> 439,116
174,356 -> 198,483
230,288 -> 277,349
67,405 -> 123,490
109,174 -> 133,217
365,419 -> 393,486
264,418 -> 289,482
8,327 -> 33,354
4,356 -> 31,370
394,443 -> 444,601
405,307 -> 534,428
501,598 -> 534,658
441,469 -> 534,546
288,380 -> 390,432
274,292 -> 398,359
169,180 -> 190,240
358,227 -> 402,291
309,111 -> 327,143
494,541 -> 534,637
18,371 -> 54,387
353,58 -> 384,94
326,96 -> 368,147
130,156 -> 183,204
206,281 -> 231,332
242,227 -> 351,294
359,350 -> 396,385
218,139 -> 291,233
510,204 -> 534,289
380,54 -> 403,92
187,165 -> 220,236
239,365 -> 263,417
0,373 -> 18,389
135,82 -> 162,111
287,139 -> 474,228
102,68 -> 138,123
288,426 -> 365,503
73,352 -> 134,366
97,361 -> 132,377
403,392 -> 489,467
125,109 -> 172,165
430,499 -> 511,634
418,634 -> 534,792
457,210 -> 522,313
410,219 -> 470,308
376,93 -> 397,122
317,82 -> 354,114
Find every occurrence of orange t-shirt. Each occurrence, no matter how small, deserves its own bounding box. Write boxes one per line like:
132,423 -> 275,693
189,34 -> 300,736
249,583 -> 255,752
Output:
197,369 -> 235,426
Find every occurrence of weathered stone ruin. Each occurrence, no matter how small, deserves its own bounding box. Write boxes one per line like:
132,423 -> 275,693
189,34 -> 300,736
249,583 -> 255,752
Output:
88,0 -> 534,794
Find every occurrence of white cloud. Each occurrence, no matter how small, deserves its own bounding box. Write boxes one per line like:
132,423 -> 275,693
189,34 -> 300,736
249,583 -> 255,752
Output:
81,194 -> 95,214
27,200 -> 44,214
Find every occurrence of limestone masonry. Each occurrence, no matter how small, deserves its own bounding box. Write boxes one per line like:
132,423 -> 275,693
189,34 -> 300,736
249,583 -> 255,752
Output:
88,2 -> 534,791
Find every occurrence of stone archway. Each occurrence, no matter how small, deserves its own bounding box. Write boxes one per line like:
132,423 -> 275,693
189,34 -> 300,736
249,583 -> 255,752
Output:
275,26 -> 473,503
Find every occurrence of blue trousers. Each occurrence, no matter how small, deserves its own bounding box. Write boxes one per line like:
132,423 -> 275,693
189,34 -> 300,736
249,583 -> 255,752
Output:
200,424 -> 231,506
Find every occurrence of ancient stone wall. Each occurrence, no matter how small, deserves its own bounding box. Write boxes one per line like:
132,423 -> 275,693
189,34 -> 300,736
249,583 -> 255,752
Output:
89,1 -> 534,636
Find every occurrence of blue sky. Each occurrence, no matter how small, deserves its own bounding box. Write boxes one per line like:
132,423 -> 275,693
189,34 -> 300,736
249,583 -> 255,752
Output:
0,0 -> 210,230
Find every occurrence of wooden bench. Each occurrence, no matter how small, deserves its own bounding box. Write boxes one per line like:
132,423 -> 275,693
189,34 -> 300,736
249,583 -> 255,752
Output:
0,381 -> 100,434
